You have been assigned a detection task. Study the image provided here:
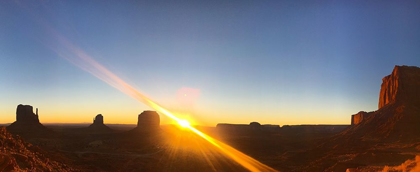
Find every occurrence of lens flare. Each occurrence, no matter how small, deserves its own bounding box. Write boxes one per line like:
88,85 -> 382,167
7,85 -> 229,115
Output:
46,30 -> 278,172
179,119 -> 191,128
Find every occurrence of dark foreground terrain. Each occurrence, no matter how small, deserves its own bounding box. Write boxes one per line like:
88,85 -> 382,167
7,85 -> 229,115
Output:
1,122 -> 350,172
2,122 -> 419,172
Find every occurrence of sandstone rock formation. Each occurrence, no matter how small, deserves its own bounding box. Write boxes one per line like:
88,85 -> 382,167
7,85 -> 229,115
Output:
127,111 -> 160,133
249,122 -> 261,127
87,114 -> 113,133
343,65 -> 420,141
16,104 -> 39,124
249,122 -> 261,131
7,104 -> 53,138
300,65 -> 420,171
93,114 -> 104,125
350,111 -> 373,125
378,65 -> 420,109
0,127 -> 71,171
137,111 -> 160,129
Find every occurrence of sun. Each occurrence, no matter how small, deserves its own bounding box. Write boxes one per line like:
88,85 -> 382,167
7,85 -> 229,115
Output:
178,119 -> 191,128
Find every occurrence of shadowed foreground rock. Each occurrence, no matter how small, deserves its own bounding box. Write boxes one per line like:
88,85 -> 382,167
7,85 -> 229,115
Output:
0,127 -> 72,171
7,104 -> 53,138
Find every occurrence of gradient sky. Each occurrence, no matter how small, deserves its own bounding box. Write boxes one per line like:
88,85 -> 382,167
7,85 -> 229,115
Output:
1,1 -> 420,126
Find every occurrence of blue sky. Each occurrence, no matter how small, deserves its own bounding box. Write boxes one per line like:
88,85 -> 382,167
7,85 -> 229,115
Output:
1,0 -> 419,125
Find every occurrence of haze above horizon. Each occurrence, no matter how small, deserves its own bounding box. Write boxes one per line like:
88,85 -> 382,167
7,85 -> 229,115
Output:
1,1 -> 420,126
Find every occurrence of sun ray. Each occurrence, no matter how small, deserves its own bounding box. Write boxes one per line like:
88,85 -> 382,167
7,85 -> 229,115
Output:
47,29 -> 278,172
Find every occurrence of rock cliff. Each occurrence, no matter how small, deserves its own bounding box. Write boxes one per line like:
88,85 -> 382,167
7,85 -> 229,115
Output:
378,65 -> 420,109
343,65 -> 420,141
298,66 -> 420,171
351,111 -> 373,125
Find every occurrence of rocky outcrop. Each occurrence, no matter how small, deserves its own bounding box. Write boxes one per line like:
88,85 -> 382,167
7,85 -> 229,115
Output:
93,114 -> 104,125
127,111 -> 160,134
7,104 -> 53,138
87,114 -> 113,133
137,111 -> 160,129
249,122 -> 261,131
378,65 -> 420,109
351,111 -> 373,125
0,127 -> 72,171
343,65 -> 420,141
16,104 -> 39,124
249,122 -> 261,127
296,65 -> 420,172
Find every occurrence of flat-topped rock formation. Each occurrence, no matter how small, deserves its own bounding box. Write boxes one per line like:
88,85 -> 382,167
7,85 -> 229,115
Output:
86,114 -> 113,133
128,111 -> 160,133
343,65 -> 420,141
137,111 -> 160,129
16,104 -> 39,124
287,66 -> 420,172
7,104 -> 53,138
116,111 -> 162,150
